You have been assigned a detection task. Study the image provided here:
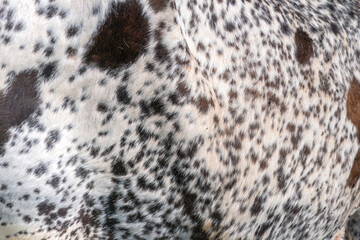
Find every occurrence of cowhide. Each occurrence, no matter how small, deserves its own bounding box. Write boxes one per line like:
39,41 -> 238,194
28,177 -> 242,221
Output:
0,0 -> 359,239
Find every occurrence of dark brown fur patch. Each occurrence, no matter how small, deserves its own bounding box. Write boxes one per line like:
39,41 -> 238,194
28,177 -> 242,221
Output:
0,70 -> 39,147
347,151 -> 360,188
347,79 -> 360,134
177,81 -> 190,96
84,0 -> 150,70
149,0 -> 167,13
197,96 -> 210,114
294,28 -> 313,64
346,79 -> 360,188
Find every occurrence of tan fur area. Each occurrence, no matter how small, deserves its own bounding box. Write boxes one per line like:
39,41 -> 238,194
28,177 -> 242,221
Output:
332,227 -> 345,240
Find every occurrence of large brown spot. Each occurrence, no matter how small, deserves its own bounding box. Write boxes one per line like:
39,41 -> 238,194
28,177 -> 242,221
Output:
0,70 -> 39,148
294,28 -> 313,64
177,81 -> 190,96
347,79 -> 360,134
346,79 -> 360,188
347,151 -> 360,188
197,96 -> 210,114
84,0 -> 150,70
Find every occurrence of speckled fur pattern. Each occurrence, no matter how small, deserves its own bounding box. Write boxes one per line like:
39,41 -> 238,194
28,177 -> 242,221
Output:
0,0 -> 359,239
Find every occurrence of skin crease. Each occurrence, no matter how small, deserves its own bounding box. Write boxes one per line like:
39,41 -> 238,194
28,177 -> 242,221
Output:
0,0 -> 359,239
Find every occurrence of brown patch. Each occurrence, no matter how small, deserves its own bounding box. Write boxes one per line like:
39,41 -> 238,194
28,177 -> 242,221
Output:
346,79 -> 360,188
149,0 -> 167,13
177,81 -> 190,96
347,79 -> 360,134
0,70 -> 39,148
197,96 -> 210,114
347,151 -> 360,188
228,90 -> 238,102
294,28 -> 313,64
244,88 -> 260,99
84,0 -> 150,70
267,91 -> 280,106
203,220 -> 212,233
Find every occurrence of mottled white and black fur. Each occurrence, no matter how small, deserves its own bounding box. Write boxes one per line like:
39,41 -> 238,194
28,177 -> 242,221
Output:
0,0 -> 360,239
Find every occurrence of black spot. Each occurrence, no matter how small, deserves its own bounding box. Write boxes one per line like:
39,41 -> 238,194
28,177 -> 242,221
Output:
43,46 -> 54,57
101,144 -> 115,156
92,5 -> 100,15
3,35 -> 11,44
122,71 -> 130,82
224,22 -> 235,32
46,175 -> 60,188
40,61 -> 57,81
21,194 -> 30,201
111,159 -> 127,176
14,22 -> 24,31
33,163 -> 48,177
66,46 -> 77,57
182,190 -> 197,216
149,98 -> 165,115
90,146 -> 100,157
44,129 -> 60,150
104,191 -> 119,238
137,176 -> 156,190
147,202 -> 162,214
5,21 -> 13,31
78,66 -> 87,75
66,24 -> 80,38
46,5 -> 58,18
0,70 -> 39,148
210,14 -> 217,29
280,22 -> 291,35
255,222 -> 271,237
58,10 -> 67,18
250,196 -> 264,216
97,103 -> 108,113
154,42 -> 169,63
294,28 -> 313,64
210,210 -> 223,226
75,167 -> 90,179
84,0 -> 150,70
37,200 -> 55,215
22,215 -> 32,223
57,207 -> 70,217
62,97 -> 77,112
34,42 -> 43,52
139,98 -> 165,116
145,62 -> 154,72
276,167 -> 286,190
330,22 -> 339,35
116,86 -> 131,104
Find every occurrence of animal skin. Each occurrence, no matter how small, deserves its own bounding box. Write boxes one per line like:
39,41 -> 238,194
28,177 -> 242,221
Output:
0,0 -> 359,239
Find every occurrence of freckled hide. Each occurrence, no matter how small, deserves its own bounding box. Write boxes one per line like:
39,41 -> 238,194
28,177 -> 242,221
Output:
0,0 -> 360,239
